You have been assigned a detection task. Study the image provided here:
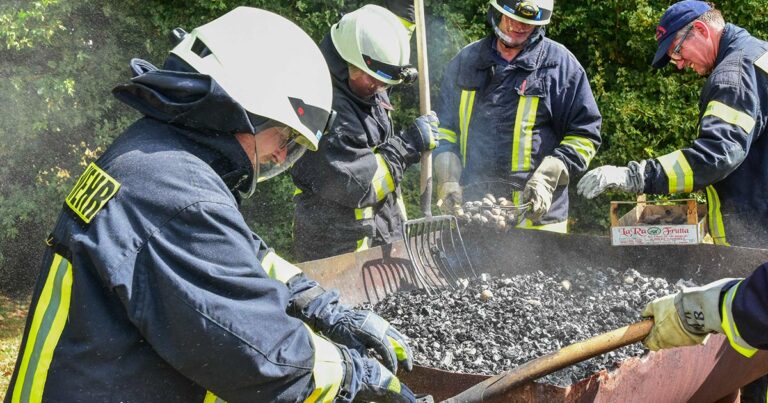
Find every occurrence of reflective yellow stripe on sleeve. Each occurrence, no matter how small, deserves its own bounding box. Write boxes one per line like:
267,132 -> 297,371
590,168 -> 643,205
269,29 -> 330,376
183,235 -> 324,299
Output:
703,100 -> 756,134
656,150 -> 694,193
560,135 -> 597,165
261,251 -> 303,284
354,207 -> 373,252
459,90 -> 476,167
721,282 -> 758,358
12,253 -> 73,403
511,96 -> 540,172
303,324 -> 344,403
705,185 -> 730,246
437,128 -> 457,144
372,153 -> 396,202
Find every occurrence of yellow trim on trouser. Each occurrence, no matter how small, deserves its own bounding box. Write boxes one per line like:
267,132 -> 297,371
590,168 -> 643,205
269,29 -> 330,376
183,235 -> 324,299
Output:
354,207 -> 374,252
703,101 -> 756,134
511,96 -> 539,172
755,51 -> 768,74
396,196 -> 408,221
437,128 -> 457,144
204,391 -> 226,403
656,150 -> 694,193
303,324 -> 344,403
510,191 -> 567,233
705,185 -> 730,246
560,135 -> 596,165
372,153 -> 396,202
517,219 -> 568,234
721,282 -> 758,358
459,90 -> 476,167
261,251 -> 303,283
12,253 -> 73,403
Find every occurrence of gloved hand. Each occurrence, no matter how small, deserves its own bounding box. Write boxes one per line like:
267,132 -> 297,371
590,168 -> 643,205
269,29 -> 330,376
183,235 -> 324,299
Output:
351,351 -> 417,403
435,151 -> 463,214
523,156 -> 569,221
577,160 -> 646,199
406,112 -> 439,153
287,275 -> 413,373
642,278 -> 738,350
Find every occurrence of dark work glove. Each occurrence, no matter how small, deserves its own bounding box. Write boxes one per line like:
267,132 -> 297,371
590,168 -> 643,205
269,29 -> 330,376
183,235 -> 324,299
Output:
287,275 -> 414,373
378,112 -> 439,168
337,346 -> 416,403
383,0 -> 415,24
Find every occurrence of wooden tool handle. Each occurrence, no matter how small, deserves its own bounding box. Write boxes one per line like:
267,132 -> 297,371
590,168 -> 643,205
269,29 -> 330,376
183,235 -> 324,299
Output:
414,0 -> 432,217
444,320 -> 654,402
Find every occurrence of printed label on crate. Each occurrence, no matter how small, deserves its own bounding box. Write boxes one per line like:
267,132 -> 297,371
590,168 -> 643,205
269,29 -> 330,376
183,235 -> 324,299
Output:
611,224 -> 700,245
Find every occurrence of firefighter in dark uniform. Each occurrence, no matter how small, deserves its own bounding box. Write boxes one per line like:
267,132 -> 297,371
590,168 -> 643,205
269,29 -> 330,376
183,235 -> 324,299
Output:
290,4 -> 438,262
5,7 -> 416,403
577,2 -> 768,400
433,0 -> 602,233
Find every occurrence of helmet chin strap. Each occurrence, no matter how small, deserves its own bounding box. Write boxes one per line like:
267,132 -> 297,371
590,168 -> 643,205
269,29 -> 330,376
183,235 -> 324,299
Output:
238,143 -> 260,199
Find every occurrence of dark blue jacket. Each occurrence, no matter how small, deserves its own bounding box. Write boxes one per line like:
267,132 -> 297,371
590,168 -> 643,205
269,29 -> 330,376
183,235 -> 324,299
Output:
435,31 -> 602,228
643,24 -> 768,248
721,262 -> 768,356
4,63 -> 324,402
289,36 -> 411,261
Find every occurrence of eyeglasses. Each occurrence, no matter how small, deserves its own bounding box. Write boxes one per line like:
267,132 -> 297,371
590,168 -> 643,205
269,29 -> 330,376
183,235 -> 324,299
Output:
672,24 -> 694,57
276,127 -> 299,150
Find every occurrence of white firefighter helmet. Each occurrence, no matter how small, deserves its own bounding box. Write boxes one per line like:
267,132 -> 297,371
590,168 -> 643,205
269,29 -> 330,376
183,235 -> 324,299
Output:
170,7 -> 333,153
331,4 -> 414,86
489,0 -> 554,26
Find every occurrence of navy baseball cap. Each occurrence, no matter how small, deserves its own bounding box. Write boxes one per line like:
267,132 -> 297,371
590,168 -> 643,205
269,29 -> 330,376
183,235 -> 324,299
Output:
652,1 -> 711,68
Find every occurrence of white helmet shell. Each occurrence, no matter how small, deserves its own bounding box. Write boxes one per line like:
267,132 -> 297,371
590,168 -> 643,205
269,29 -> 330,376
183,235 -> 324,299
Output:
331,4 -> 411,85
490,0 -> 554,26
170,7 -> 332,151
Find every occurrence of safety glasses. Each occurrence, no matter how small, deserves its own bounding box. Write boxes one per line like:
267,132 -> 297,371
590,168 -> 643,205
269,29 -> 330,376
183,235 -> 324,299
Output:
672,24 -> 694,57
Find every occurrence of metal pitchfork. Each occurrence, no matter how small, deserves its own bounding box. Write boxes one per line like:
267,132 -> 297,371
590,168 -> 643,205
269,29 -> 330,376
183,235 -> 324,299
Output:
402,0 -> 475,296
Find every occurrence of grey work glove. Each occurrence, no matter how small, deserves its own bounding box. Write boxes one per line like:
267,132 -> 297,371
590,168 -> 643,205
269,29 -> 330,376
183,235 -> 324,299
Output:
523,156 -> 569,221
577,160 -> 646,199
435,151 -> 463,214
642,278 -> 739,351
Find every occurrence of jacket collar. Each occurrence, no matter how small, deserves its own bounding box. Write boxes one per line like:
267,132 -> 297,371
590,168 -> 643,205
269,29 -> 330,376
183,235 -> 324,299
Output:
482,27 -> 546,71
714,24 -> 747,67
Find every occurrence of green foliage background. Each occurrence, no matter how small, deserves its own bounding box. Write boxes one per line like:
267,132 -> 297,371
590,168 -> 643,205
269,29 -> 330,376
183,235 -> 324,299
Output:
1,0 -> 766,295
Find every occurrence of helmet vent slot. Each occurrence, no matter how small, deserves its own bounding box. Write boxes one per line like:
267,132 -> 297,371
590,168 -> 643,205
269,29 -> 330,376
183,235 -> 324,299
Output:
191,38 -> 211,58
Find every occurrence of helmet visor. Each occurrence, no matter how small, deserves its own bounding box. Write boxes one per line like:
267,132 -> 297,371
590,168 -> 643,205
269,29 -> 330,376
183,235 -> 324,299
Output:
257,128 -> 308,183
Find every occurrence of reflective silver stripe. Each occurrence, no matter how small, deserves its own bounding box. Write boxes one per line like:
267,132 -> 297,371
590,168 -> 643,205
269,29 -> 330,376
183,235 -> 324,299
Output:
511,96 -> 539,172
657,150 -> 694,193
261,251 -> 303,284
755,51 -> 768,74
371,153 -> 395,201
705,185 -> 730,246
437,128 -> 457,144
303,324 -> 344,402
721,282 -> 758,357
703,100 -> 756,134
560,135 -> 596,165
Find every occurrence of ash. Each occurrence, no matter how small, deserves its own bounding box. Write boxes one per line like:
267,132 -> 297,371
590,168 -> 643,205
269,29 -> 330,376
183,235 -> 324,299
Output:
367,267 -> 693,387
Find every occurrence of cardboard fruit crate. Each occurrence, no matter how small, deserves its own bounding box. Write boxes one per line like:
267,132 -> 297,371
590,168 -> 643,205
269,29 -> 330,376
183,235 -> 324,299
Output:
610,198 -> 708,246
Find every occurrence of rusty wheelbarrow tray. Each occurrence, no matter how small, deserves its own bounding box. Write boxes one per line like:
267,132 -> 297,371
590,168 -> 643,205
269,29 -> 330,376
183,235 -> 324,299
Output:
298,229 -> 768,402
